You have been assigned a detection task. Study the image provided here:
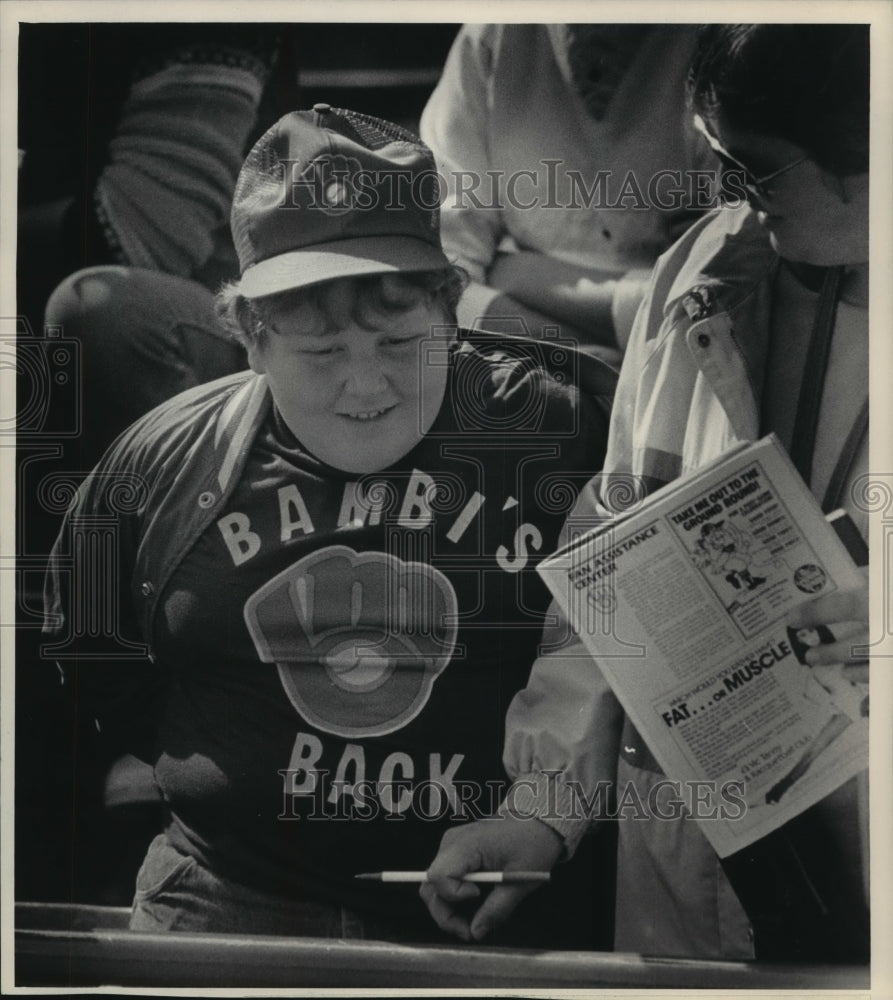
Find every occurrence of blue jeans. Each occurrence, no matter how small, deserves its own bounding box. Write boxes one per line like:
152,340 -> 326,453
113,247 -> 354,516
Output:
129,833 -> 434,941
44,266 -> 246,470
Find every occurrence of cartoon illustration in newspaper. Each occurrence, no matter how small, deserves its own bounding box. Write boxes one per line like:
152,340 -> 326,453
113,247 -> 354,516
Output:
669,461 -> 832,638
691,518 -> 771,592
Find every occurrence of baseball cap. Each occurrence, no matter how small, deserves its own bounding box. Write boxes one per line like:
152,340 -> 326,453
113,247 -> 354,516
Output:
231,104 -> 450,299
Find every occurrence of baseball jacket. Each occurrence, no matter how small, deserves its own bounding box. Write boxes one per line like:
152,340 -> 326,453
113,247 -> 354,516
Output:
42,366 -> 272,758
502,204 -> 869,959
42,331 -> 618,910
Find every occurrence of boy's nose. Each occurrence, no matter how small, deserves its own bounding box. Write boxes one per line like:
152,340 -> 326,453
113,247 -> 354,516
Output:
344,362 -> 389,396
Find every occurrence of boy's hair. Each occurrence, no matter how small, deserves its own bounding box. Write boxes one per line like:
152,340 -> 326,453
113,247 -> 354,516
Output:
216,265 -> 467,346
689,24 -> 869,177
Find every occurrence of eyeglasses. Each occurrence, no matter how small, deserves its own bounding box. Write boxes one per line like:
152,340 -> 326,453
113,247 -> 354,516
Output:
693,114 -> 809,200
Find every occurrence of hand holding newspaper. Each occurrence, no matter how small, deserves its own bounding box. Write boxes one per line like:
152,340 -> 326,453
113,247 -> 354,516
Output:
537,434 -> 868,856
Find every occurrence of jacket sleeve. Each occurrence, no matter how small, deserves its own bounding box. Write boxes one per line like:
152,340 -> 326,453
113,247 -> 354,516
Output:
42,431 -> 168,763
419,24 -> 508,326
500,260 -> 667,854
500,482 -> 624,854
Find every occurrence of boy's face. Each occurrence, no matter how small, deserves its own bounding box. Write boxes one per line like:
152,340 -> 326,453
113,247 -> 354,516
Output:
246,278 -> 455,474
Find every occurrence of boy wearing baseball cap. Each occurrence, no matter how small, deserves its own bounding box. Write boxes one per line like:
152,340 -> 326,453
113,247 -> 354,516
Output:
44,106 -> 614,942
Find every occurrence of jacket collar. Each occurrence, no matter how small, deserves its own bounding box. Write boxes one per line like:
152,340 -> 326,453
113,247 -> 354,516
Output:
212,374 -> 272,494
664,205 -> 778,321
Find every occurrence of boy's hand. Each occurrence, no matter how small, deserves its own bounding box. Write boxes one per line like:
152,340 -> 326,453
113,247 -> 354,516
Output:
420,815 -> 563,942
788,570 -> 869,680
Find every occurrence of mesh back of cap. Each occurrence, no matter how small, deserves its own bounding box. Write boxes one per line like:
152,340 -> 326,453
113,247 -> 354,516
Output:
231,138 -> 284,272
337,108 -> 431,152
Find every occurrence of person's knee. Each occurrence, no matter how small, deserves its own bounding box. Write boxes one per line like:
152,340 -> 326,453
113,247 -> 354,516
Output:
47,265 -> 220,331
45,266 -> 137,346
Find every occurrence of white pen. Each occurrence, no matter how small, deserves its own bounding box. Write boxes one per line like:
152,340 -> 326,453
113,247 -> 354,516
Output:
355,870 -> 550,884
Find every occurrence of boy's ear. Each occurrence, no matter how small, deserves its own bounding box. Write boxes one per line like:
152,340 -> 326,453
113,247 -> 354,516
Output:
243,338 -> 267,375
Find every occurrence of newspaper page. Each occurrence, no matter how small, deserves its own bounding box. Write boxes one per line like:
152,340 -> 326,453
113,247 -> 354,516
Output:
538,434 -> 868,857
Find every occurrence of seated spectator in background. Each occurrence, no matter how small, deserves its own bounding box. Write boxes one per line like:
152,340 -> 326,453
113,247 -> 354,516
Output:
420,23 -> 871,963
19,24 -> 280,469
44,106 -> 616,943
420,24 -> 713,363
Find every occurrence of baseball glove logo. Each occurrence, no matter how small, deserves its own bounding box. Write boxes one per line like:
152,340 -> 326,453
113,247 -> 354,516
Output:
244,545 -> 458,737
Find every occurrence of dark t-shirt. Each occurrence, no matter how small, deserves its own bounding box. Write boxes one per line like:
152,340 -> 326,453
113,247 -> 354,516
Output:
151,343 -> 606,913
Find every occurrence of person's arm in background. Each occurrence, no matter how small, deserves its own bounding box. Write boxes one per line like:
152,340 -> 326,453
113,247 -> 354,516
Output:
421,421 -> 649,941
420,232 -> 676,940
420,25 -> 506,321
480,77 -> 716,355
421,25 -> 713,358
420,488 -> 626,941
487,252 -> 651,357
420,25 -> 622,361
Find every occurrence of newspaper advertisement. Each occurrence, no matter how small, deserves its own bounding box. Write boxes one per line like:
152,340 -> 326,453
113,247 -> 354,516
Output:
538,435 -> 868,857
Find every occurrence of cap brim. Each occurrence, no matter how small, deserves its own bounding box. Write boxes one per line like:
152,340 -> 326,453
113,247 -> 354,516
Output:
236,236 -> 451,299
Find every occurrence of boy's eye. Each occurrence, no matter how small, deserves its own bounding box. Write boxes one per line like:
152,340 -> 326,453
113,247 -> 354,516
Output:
382,335 -> 418,348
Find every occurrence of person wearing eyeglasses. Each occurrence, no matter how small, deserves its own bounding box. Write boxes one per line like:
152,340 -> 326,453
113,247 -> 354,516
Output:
692,114 -> 808,204
420,23 -> 871,962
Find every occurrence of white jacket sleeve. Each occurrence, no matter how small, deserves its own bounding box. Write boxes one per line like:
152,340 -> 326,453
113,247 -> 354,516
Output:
500,254 -> 670,854
500,481 -> 625,855
420,24 -> 506,324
